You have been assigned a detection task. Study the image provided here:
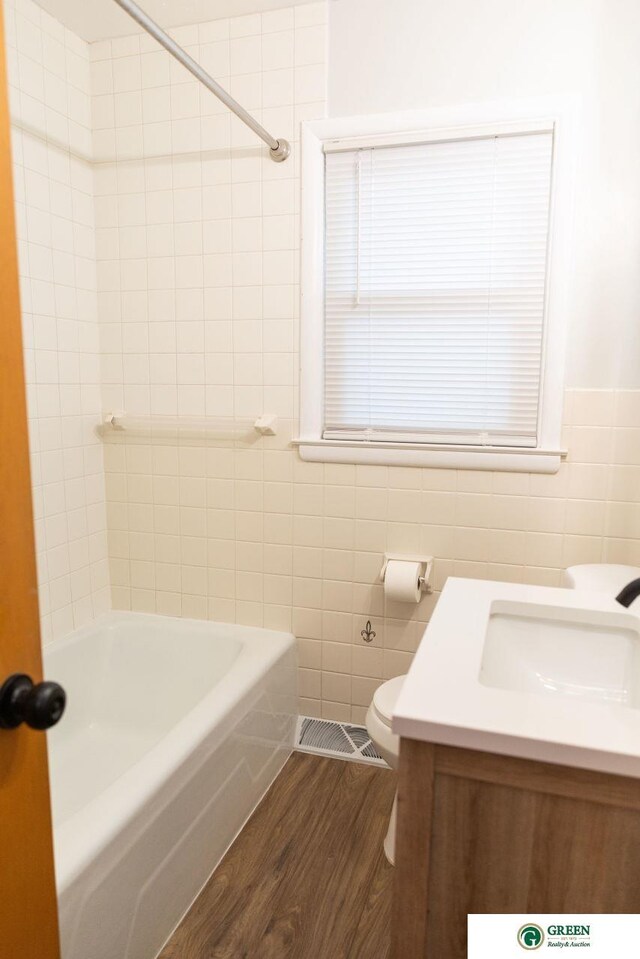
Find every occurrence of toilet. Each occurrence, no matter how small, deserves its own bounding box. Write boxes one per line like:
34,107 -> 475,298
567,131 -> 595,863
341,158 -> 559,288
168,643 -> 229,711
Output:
367,563 -> 640,866
564,563 -> 640,598
365,674 -> 405,865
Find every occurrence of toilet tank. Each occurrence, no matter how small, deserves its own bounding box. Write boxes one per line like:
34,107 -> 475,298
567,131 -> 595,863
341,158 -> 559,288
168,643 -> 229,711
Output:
564,564 -> 640,599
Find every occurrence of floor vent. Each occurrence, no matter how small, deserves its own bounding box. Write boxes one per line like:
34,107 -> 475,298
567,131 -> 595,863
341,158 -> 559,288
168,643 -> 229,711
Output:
295,716 -> 386,766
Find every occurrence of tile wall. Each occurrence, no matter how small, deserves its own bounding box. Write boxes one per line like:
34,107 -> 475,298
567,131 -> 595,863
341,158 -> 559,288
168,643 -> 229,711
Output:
5,0 -> 110,644
91,2 -> 326,425
85,3 -> 640,722
102,387 -> 640,723
6,0 -> 640,721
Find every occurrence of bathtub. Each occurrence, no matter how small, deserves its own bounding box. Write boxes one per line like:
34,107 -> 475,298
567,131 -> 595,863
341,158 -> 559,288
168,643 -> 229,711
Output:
44,611 -> 297,959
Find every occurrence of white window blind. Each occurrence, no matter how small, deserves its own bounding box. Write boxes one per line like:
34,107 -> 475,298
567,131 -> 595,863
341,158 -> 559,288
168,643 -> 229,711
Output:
323,130 -> 554,447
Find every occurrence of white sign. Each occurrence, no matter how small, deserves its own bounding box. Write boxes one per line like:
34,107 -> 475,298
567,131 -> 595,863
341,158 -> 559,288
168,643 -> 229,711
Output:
468,914 -> 640,957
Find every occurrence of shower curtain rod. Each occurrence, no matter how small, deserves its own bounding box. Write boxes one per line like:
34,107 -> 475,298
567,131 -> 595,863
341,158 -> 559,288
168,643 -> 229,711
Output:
112,0 -> 291,162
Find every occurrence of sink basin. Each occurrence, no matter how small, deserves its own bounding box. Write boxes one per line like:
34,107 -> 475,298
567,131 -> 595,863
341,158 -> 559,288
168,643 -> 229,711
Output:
393,578 -> 640,779
480,600 -> 640,707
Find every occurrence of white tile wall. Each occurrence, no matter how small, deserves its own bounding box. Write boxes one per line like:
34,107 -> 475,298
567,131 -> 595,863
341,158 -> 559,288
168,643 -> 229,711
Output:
102,385 -> 640,725
8,0 -> 640,724
5,0 -> 110,644
91,2 -> 326,428
85,4 -> 640,722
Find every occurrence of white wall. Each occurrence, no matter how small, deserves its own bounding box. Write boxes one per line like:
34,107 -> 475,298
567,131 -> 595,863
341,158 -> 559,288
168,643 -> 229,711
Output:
328,0 -> 640,389
90,1 -> 640,726
7,0 -> 640,721
5,0 -> 110,643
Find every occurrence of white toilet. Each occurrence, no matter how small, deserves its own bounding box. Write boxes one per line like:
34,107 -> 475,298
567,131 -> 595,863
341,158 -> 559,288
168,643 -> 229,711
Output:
564,563 -> 640,597
367,563 -> 640,866
365,674 -> 405,865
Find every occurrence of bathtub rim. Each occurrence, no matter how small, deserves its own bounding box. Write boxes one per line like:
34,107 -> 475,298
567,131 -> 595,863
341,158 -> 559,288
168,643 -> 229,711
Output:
45,611 -> 296,895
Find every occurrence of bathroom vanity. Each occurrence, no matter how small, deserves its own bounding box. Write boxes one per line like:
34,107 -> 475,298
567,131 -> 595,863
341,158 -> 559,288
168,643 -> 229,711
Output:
391,578 -> 640,959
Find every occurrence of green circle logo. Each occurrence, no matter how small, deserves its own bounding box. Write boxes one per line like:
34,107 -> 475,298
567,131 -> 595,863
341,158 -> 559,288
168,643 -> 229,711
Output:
517,924 -> 545,950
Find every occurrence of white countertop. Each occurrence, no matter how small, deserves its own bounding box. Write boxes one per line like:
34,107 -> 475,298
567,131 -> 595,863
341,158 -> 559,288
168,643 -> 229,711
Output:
392,577 -> 640,779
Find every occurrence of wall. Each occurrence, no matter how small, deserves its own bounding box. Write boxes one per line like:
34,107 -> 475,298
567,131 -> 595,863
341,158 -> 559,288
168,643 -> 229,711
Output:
5,0 -> 110,644
90,0 -> 640,724
8,0 -> 639,718
91,2 -> 327,425
328,0 -> 640,390
102,389 -> 640,722
90,6 -> 335,698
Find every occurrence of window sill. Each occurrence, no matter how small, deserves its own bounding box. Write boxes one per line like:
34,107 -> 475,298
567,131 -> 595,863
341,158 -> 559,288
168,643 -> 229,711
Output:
293,439 -> 565,474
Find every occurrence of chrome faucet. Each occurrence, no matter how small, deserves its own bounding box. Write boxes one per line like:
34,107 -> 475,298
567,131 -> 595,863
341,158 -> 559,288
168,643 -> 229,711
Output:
615,578 -> 640,608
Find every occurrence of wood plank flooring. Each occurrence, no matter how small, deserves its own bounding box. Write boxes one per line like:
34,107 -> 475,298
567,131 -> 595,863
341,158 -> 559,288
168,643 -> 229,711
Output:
158,752 -> 396,959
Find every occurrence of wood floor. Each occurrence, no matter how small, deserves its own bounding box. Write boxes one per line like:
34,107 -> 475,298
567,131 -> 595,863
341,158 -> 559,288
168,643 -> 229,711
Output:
158,752 -> 396,959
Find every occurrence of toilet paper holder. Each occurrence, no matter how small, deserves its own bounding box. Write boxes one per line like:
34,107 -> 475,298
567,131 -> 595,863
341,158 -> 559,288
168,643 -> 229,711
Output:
379,553 -> 434,595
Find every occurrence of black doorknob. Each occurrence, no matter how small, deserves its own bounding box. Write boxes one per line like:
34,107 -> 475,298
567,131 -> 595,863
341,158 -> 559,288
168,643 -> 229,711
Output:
0,673 -> 66,730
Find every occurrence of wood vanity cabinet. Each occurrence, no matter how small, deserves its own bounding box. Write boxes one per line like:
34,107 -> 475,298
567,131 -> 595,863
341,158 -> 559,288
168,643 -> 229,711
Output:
391,738 -> 640,959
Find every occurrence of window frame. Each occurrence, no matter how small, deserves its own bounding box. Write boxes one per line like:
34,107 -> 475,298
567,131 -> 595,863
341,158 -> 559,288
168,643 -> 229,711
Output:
297,99 -> 578,474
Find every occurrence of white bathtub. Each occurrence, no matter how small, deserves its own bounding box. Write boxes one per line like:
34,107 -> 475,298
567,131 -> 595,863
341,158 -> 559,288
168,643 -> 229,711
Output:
44,611 -> 296,959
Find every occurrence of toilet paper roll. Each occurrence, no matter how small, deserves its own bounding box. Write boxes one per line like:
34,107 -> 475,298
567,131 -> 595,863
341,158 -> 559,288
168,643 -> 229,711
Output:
383,560 -> 422,603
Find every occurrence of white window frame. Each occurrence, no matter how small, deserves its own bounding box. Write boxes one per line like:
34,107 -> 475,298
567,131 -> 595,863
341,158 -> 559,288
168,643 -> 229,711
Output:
296,98 -> 578,473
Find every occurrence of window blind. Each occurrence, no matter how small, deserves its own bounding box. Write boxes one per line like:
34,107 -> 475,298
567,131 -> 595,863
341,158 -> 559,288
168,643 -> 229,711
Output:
323,131 -> 554,447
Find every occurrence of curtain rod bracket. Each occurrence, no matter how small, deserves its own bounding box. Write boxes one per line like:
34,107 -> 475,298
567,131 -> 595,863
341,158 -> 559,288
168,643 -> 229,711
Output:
270,139 -> 291,163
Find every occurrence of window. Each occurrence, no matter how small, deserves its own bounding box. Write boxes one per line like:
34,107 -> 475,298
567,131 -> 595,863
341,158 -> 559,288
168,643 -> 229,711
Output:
299,107 -> 574,472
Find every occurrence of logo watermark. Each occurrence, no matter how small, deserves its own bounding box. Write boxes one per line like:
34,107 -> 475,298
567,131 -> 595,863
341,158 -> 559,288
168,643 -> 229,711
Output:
468,914 -> 640,957
518,924 -> 545,950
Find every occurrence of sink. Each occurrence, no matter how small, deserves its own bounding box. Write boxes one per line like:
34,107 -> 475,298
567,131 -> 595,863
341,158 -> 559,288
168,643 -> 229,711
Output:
393,578 -> 640,779
480,600 -> 640,707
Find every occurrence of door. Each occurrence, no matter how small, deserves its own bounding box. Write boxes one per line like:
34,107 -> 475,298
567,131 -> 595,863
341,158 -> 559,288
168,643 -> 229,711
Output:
0,3 -> 61,957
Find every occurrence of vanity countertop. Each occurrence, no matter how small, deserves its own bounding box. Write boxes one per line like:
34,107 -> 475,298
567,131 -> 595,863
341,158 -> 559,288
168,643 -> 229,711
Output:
392,577 -> 640,778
